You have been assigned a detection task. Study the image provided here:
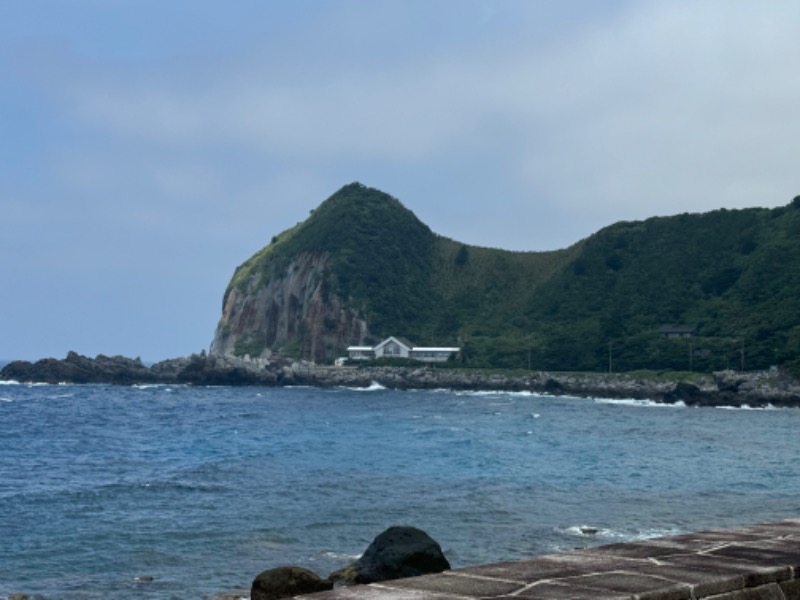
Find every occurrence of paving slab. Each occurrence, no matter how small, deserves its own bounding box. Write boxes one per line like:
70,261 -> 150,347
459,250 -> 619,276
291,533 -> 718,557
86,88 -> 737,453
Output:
384,572 -> 523,597
553,571 -> 689,595
302,585 -> 470,600
459,554 -> 645,583
705,543 -> 800,569
628,562 -> 746,597
500,581 -> 631,599
575,539 -> 700,560
657,553 -> 792,587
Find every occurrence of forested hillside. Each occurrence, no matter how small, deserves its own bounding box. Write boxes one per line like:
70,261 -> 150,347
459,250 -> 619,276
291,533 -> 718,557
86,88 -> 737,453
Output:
516,200 -> 800,374
214,184 -> 800,375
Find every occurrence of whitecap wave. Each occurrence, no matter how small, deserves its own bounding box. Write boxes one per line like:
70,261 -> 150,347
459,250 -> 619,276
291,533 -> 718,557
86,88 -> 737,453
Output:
313,550 -> 362,562
348,381 -> 386,391
561,525 -> 606,537
0,379 -> 20,386
454,389 -> 541,398
716,403 -> 777,411
593,397 -> 685,408
559,524 -> 682,541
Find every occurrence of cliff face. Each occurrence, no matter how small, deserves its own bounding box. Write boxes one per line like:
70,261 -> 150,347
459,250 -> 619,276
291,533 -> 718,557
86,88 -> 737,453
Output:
210,251 -> 370,363
209,183 -> 440,364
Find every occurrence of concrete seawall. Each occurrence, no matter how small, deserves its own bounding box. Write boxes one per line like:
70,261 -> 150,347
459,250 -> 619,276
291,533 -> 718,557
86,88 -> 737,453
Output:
298,519 -> 800,599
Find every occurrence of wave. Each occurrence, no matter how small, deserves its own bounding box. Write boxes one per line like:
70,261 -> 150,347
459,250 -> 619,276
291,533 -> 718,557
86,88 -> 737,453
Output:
593,397 -> 686,408
558,524 -> 683,542
312,550 -> 362,562
454,389 -> 540,398
0,379 -> 20,385
346,381 -> 386,392
716,403 -> 778,411
561,524 -> 606,537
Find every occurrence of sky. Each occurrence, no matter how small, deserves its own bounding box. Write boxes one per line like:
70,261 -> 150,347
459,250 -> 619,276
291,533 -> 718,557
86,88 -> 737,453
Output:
2,1 -> 799,362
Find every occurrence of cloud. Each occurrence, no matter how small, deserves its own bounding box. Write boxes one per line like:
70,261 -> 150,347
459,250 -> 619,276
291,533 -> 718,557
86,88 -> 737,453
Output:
52,0 -> 800,255
513,1 -> 800,217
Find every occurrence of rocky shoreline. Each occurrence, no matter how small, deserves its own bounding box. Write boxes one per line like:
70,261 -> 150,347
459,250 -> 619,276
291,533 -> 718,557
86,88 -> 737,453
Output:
3,351 -> 800,408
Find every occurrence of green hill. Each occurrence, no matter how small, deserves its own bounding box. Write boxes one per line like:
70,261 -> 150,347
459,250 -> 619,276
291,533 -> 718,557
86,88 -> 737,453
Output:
214,183 -> 800,376
523,200 -> 800,374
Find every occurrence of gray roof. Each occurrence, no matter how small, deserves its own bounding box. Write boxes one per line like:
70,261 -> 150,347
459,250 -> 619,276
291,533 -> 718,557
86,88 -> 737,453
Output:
658,324 -> 695,334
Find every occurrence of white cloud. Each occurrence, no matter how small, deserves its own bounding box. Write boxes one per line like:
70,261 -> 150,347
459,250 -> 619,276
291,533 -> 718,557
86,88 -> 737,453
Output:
511,0 -> 800,219
67,0 -> 800,243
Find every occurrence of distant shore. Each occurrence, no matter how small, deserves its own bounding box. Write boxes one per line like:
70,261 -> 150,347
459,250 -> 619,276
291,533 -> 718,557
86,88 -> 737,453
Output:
2,351 -> 800,408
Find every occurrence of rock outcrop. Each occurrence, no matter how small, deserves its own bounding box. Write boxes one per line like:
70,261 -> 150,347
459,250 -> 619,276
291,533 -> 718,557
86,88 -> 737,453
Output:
307,366 -> 800,408
0,352 -> 155,385
329,526 -> 451,585
0,352 -> 286,386
251,566 -> 332,600
210,252 -> 369,364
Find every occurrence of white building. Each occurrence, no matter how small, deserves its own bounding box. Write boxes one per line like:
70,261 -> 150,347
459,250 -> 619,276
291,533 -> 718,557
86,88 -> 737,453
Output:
346,336 -> 459,363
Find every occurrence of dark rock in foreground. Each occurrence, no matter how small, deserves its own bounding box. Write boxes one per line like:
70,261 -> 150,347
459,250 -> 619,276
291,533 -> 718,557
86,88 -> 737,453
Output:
330,526 -> 451,585
251,566 -> 332,600
3,351 -> 800,408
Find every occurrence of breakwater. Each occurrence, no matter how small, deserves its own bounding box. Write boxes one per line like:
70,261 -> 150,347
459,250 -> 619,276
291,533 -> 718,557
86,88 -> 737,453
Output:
4,351 -> 800,407
296,518 -> 800,600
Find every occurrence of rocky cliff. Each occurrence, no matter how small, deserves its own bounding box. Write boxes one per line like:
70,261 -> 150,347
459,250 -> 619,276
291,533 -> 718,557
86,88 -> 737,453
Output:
210,252 -> 370,363
208,182 -> 442,364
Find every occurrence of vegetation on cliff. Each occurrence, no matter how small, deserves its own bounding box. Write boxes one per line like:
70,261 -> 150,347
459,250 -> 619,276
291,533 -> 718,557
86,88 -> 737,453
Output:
217,184 -> 800,376
521,199 -> 800,374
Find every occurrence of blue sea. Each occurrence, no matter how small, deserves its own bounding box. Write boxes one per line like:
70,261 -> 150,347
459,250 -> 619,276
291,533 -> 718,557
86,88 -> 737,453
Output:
2,381 -> 800,599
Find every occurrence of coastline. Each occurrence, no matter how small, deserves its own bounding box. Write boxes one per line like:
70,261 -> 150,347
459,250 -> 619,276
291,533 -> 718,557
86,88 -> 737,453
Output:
3,351 -> 800,408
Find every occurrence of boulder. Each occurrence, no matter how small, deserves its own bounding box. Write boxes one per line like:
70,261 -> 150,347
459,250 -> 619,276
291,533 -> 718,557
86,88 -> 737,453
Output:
662,381 -> 706,405
251,566 -> 332,600
329,526 -> 450,585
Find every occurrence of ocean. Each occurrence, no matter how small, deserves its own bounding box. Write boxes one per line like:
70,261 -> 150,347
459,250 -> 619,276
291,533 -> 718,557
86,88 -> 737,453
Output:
1,381 -> 799,599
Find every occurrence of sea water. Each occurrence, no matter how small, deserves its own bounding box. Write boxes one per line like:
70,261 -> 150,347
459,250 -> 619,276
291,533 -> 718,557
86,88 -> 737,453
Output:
1,382 -> 800,599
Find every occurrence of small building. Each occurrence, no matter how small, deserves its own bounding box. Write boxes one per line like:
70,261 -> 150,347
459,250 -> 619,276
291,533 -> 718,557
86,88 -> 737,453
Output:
346,346 -> 375,361
346,336 -> 459,364
373,336 -> 415,359
658,324 -> 696,338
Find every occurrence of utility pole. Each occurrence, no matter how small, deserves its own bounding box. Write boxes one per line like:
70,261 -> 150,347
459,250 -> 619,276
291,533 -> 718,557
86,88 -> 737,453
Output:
740,338 -> 745,372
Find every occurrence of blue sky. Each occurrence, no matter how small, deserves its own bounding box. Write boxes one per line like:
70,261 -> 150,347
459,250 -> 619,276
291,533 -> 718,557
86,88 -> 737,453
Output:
2,1 -> 799,362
